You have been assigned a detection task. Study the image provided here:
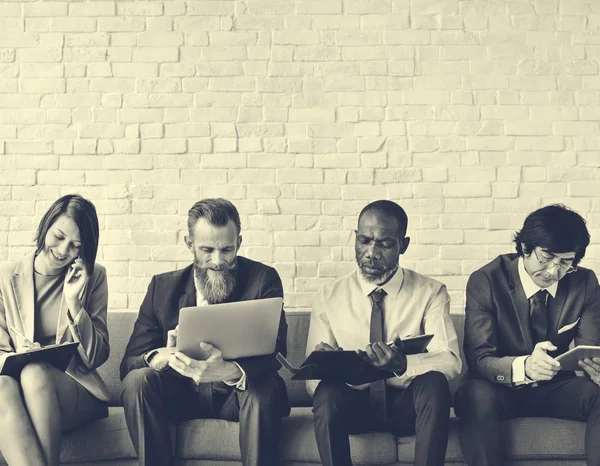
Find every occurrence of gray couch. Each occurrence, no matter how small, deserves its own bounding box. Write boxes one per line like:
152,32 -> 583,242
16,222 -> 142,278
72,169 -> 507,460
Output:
1,312 -> 586,465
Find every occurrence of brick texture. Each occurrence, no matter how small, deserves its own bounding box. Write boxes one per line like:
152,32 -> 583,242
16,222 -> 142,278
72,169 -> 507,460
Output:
1,0 -> 600,313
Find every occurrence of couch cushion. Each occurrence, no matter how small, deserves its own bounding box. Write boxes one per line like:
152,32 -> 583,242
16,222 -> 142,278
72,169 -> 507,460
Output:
177,407 -> 397,464
176,418 -> 240,461
98,312 -> 138,406
397,416 -> 586,464
61,407 -> 136,463
282,311 -> 312,407
501,417 -> 585,461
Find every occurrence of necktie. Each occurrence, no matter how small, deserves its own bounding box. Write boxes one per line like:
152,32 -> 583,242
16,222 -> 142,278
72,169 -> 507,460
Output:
531,289 -> 549,344
369,288 -> 387,429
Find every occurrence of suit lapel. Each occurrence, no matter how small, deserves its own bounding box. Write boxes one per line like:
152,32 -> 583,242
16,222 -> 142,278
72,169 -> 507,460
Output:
11,254 -> 36,342
508,257 -> 534,352
178,267 -> 197,311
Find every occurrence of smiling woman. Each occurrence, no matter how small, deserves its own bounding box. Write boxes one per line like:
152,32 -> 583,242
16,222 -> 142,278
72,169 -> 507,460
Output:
34,194 -> 100,277
37,215 -> 82,272
0,194 -> 111,466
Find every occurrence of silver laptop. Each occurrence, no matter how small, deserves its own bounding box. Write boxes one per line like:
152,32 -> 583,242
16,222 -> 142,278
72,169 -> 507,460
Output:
176,297 -> 283,360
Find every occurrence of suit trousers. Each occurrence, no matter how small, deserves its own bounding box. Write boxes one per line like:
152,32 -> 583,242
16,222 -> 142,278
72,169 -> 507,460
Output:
312,371 -> 451,466
455,376 -> 600,466
121,367 -> 288,466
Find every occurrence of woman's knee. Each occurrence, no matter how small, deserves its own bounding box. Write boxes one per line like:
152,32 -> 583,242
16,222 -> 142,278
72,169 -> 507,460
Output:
0,375 -> 21,399
0,375 -> 23,416
20,362 -> 55,395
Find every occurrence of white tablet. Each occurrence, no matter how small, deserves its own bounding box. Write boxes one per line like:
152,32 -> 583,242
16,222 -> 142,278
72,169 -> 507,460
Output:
556,345 -> 600,371
176,297 -> 283,361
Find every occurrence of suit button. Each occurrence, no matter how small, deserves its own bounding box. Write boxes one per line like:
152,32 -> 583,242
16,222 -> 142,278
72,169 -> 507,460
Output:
496,375 -> 505,382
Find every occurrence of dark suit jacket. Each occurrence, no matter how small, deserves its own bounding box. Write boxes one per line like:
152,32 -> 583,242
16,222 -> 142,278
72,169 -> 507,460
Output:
464,253 -> 600,386
120,256 -> 288,390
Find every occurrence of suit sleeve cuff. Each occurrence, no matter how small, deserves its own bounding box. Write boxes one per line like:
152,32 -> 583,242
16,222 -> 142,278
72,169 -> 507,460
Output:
224,362 -> 247,390
512,355 -> 534,385
67,306 -> 84,326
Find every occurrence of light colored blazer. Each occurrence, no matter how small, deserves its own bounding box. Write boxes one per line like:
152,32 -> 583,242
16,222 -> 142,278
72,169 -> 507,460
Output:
0,253 -> 111,402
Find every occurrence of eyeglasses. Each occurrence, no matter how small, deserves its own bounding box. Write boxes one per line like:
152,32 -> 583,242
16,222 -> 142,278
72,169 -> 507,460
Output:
533,248 -> 577,274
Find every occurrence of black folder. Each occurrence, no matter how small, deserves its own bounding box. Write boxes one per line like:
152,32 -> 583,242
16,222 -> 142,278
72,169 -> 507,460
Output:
278,350 -> 395,384
277,334 -> 434,385
0,342 -> 79,378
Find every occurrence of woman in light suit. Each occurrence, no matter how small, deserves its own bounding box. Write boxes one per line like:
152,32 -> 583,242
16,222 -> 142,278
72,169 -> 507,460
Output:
0,194 -> 110,466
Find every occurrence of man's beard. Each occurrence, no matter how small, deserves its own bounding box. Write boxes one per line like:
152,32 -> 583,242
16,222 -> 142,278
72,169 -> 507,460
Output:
358,261 -> 399,285
194,260 -> 237,304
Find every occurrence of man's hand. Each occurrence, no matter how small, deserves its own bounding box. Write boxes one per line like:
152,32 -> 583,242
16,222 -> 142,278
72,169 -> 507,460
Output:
148,327 -> 178,371
169,342 -> 242,385
525,341 -> 561,381
315,342 -> 343,351
579,357 -> 600,386
357,336 -> 407,374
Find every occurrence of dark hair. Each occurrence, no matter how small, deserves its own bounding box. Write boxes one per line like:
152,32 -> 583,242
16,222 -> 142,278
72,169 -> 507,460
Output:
358,200 -> 408,239
513,204 -> 590,265
188,198 -> 241,236
35,194 -> 100,275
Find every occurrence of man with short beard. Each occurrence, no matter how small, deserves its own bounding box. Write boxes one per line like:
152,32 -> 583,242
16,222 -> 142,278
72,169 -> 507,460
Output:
120,198 -> 290,466
306,200 -> 462,466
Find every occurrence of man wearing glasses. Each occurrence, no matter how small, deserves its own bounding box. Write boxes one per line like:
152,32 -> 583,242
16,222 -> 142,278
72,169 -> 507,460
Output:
456,204 -> 600,466
306,200 -> 462,466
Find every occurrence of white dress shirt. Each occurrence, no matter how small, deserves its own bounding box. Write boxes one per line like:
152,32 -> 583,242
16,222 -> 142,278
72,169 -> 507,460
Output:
512,257 -> 558,385
305,267 -> 462,396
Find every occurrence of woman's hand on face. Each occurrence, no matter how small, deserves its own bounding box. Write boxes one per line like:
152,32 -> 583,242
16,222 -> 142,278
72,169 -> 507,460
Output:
63,258 -> 88,309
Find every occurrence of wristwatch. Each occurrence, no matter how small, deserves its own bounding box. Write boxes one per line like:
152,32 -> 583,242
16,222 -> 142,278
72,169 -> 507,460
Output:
144,349 -> 160,367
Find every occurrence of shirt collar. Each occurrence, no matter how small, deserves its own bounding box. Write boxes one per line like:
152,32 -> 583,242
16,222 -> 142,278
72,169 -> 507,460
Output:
358,266 -> 404,300
518,257 -> 558,299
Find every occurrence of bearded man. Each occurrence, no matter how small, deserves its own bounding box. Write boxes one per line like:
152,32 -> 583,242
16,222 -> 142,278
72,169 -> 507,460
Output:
306,200 -> 462,466
120,198 -> 290,466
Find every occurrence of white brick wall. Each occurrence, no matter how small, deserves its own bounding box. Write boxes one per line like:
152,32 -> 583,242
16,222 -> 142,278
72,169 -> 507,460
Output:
1,0 -> 600,313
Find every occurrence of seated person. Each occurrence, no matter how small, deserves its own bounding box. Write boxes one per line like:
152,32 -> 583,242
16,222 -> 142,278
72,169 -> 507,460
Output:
456,204 -> 600,466
0,194 -> 110,466
120,198 -> 290,466
306,200 -> 462,466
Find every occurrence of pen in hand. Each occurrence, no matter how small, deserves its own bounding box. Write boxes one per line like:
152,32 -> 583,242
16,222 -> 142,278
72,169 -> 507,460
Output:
7,325 -> 41,352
